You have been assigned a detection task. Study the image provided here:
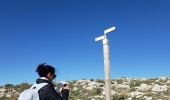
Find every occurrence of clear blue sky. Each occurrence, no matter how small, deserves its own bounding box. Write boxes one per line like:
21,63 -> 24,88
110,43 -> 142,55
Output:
0,0 -> 170,85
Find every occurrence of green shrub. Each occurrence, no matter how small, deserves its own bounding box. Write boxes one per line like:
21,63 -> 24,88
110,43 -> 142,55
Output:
130,87 -> 137,92
112,93 -> 128,100
116,79 -> 124,84
143,79 -> 156,85
96,79 -> 104,83
89,88 -> 102,96
18,82 -> 31,92
130,80 -> 142,88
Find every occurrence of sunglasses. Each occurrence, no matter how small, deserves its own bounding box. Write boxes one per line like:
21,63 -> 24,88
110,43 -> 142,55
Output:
53,74 -> 56,79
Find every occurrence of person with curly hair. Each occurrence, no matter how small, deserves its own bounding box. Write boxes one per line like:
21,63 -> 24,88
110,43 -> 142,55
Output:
35,63 -> 69,100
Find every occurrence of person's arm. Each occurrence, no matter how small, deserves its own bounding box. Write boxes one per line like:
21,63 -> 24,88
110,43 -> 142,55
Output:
61,85 -> 70,100
61,89 -> 69,100
39,84 -> 62,100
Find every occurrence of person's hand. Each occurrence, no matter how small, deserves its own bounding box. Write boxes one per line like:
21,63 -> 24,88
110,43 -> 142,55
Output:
63,84 -> 70,91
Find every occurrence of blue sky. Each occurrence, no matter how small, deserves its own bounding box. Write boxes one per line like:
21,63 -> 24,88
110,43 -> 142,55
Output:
0,0 -> 170,85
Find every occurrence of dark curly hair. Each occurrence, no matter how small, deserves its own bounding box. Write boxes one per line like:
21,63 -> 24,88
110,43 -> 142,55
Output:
36,63 -> 56,77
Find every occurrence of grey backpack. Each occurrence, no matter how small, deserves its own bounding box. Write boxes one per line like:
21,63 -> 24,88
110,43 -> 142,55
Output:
18,83 -> 48,100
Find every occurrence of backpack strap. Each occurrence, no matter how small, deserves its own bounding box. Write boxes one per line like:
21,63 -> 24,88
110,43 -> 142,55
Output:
31,83 -> 48,91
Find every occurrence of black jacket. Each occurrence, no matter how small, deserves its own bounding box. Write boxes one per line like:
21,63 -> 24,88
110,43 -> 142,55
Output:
36,79 -> 69,100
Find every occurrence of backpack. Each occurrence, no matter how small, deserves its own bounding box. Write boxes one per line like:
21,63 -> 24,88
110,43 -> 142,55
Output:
18,83 -> 48,100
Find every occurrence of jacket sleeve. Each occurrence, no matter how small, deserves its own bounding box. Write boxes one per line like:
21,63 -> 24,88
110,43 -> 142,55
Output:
39,84 -> 62,100
61,89 -> 69,100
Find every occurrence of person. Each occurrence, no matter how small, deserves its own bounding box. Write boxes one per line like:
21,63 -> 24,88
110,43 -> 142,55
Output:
35,63 -> 70,100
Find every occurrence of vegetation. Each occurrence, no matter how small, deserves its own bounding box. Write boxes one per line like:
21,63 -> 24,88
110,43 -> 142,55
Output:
0,83 -> 31,100
130,80 -> 143,88
1,78 -> 170,100
112,93 -> 128,100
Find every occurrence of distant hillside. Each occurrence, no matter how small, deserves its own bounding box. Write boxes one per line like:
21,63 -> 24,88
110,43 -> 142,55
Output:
1,77 -> 170,100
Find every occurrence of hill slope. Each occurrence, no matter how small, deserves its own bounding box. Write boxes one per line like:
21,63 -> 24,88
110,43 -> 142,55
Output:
1,77 -> 170,100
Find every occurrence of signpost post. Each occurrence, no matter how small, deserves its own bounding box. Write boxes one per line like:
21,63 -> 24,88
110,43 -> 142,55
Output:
95,26 -> 116,100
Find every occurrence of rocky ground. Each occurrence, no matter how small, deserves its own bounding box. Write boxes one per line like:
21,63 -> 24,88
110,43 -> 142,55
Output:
1,77 -> 170,100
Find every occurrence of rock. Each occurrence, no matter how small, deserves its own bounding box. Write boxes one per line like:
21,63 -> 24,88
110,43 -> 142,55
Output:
6,94 -> 11,97
152,84 -> 167,92
86,86 -> 93,90
167,80 -> 170,84
130,91 -> 143,97
111,90 -> 116,95
144,96 -> 152,100
117,84 -> 130,89
159,77 -> 167,81
138,83 -> 151,91
73,87 -> 78,91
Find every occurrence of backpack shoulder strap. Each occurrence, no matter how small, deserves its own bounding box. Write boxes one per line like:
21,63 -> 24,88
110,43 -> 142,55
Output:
31,83 -> 48,91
